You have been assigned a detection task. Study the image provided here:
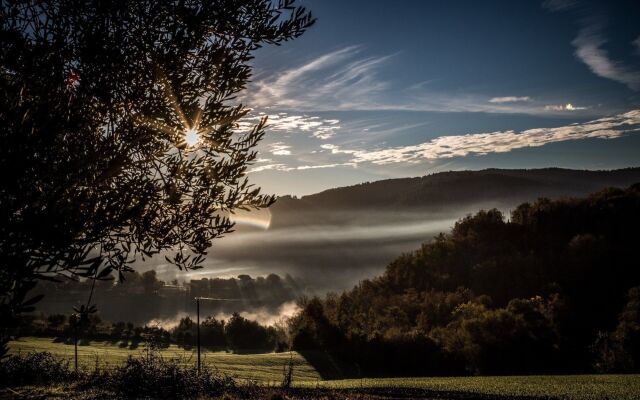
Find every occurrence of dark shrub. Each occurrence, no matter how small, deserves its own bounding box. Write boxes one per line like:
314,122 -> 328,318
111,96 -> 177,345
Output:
106,355 -> 236,398
0,352 -> 75,386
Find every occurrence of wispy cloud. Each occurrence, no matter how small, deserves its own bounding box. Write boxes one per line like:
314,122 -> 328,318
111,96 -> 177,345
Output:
543,2 -> 640,91
249,162 -> 355,173
489,96 -> 531,103
573,26 -> 640,91
246,46 -> 391,111
542,0 -> 578,12
239,113 -> 341,140
245,47 -> 598,115
320,109 -> 640,165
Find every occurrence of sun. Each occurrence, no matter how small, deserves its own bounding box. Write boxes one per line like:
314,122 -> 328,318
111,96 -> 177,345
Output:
185,128 -> 200,147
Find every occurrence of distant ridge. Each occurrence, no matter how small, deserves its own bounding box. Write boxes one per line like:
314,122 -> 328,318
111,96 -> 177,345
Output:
272,167 -> 640,214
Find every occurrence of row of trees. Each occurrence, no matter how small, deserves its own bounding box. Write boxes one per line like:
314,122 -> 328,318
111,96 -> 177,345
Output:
173,314 -> 286,351
288,185 -> 640,375
18,312 -> 286,352
31,270 -> 303,325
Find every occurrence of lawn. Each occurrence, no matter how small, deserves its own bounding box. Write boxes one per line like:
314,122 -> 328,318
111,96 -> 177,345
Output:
7,337 -> 640,400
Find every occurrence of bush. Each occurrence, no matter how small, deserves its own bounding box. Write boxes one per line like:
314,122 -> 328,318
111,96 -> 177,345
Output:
104,354 -> 237,398
0,352 -> 76,386
1,352 -> 240,398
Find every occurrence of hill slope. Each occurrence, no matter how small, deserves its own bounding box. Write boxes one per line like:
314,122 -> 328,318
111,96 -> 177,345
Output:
288,184 -> 640,376
271,168 -> 640,223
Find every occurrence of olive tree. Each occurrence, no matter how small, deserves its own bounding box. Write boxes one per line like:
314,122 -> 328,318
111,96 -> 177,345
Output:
0,0 -> 314,353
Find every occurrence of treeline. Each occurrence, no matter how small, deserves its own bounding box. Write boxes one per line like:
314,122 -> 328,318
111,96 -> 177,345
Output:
32,271 -> 304,325
288,185 -> 640,375
172,314 -> 287,351
18,312 -> 286,352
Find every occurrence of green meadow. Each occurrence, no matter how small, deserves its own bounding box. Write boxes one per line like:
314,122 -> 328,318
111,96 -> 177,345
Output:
7,337 -> 321,383
305,375 -> 640,400
7,337 -> 640,400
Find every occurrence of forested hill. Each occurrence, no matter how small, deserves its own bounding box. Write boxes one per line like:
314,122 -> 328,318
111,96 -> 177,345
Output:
272,167 -> 640,216
289,184 -> 640,376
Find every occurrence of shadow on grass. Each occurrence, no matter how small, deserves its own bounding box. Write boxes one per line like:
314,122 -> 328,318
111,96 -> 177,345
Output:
297,350 -> 359,380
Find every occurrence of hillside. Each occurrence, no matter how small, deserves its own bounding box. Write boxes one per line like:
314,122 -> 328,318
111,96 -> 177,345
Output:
271,168 -> 640,221
288,184 -> 640,376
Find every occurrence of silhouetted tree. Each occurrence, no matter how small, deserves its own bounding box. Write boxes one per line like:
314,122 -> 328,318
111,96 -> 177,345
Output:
0,0 -> 314,355
614,287 -> 640,370
225,312 -> 274,350
200,316 -> 226,348
140,270 -> 163,295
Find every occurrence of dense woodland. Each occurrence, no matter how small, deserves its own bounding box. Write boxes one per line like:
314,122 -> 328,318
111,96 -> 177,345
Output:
288,185 -> 640,375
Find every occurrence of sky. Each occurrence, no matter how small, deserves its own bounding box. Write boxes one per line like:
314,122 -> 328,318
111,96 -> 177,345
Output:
241,0 -> 640,196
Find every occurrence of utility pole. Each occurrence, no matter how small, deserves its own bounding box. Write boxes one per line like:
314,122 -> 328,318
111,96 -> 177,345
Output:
196,297 -> 201,373
74,323 -> 78,373
194,296 -> 241,374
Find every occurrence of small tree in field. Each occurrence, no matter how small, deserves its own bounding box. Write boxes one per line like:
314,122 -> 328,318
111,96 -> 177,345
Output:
0,0 -> 314,354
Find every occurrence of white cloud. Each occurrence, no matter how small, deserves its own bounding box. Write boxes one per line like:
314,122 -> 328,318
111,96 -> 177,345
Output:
243,47 -> 602,116
544,103 -> 588,111
239,113 -> 341,140
246,46 -> 391,111
572,26 -> 640,91
248,163 -> 292,173
248,162 -> 355,173
269,142 -> 291,156
489,96 -> 531,103
321,109 -> 640,165
542,2 -> 640,91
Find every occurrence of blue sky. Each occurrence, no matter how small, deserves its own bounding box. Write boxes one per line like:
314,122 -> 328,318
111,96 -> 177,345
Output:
241,0 -> 640,196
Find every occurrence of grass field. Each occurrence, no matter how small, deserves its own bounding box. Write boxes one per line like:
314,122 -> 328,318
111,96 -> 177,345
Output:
303,375 -> 640,400
7,337 -> 640,399
7,337 -> 321,383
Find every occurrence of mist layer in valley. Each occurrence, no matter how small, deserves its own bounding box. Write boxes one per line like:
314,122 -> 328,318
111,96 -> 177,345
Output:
35,168 -> 640,326
144,167 -> 640,291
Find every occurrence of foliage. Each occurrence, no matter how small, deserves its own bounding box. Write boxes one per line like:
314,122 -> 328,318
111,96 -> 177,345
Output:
169,312 -> 286,351
225,312 -> 275,350
0,351 -> 237,397
288,185 -> 640,375
0,0 -> 314,355
105,354 -> 236,398
593,286 -> 640,372
0,351 -> 76,386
